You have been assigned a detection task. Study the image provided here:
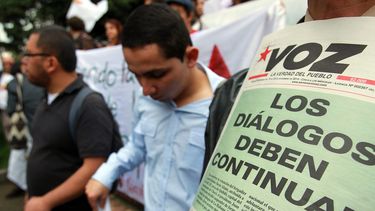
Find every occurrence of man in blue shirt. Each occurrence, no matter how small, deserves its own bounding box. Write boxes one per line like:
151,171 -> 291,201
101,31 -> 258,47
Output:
85,4 -> 224,211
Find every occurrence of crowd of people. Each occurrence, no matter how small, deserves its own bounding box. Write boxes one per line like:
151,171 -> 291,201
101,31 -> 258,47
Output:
0,0 -> 374,211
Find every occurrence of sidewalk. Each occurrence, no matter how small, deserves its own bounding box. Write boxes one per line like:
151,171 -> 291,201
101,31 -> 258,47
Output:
0,170 -> 142,211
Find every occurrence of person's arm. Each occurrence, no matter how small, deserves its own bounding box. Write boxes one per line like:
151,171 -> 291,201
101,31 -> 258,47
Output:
85,178 -> 110,211
25,157 -> 105,211
85,136 -> 146,210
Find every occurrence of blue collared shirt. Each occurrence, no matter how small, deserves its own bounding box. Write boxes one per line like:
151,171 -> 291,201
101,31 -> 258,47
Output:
93,64 -> 224,210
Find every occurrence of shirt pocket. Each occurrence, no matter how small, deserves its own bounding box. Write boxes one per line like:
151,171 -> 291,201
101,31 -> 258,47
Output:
134,118 -> 159,162
179,128 -> 206,197
180,127 -> 205,174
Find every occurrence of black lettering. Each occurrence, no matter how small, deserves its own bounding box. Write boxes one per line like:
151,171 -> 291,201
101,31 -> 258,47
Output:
307,98 -> 330,116
305,196 -> 334,211
285,181 -> 313,206
246,113 -> 263,130
352,142 -> 375,166
284,43 -> 322,70
262,116 -> 275,133
285,95 -> 308,112
270,93 -> 283,109
310,43 -> 367,74
234,113 -> 247,126
266,45 -> 296,71
212,153 -> 221,166
323,132 -> 352,154
242,162 -> 259,180
276,120 -> 299,137
218,154 -> 229,168
261,142 -> 282,161
248,138 -> 266,156
277,148 -> 301,169
225,157 -> 244,176
235,135 -> 251,151
260,171 -> 288,196
296,154 -> 329,181
297,125 -> 323,145
252,168 -> 265,185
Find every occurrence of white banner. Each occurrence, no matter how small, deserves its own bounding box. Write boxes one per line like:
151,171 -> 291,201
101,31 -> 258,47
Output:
76,46 -> 144,204
192,0 -> 285,78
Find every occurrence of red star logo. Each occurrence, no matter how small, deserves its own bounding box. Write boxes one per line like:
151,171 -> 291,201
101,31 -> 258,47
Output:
258,46 -> 271,62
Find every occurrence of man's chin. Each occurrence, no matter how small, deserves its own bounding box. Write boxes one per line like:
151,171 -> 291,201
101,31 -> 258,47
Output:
28,78 -> 47,88
150,95 -> 169,102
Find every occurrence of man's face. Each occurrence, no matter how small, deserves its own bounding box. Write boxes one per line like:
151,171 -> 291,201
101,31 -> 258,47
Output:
195,0 -> 205,17
23,33 -> 50,87
124,44 -> 189,102
1,57 -> 14,73
105,22 -> 119,42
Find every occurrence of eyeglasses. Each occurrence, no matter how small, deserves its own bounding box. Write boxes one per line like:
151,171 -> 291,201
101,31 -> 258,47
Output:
22,52 -> 51,57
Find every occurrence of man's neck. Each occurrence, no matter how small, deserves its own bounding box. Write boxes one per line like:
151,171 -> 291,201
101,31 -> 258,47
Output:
174,65 -> 212,107
308,0 -> 375,20
48,71 -> 78,94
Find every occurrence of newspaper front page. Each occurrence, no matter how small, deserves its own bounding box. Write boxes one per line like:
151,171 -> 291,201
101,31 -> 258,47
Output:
192,17 -> 375,211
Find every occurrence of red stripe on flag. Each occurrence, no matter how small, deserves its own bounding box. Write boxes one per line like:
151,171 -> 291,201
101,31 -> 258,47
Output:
337,75 -> 375,85
249,73 -> 268,80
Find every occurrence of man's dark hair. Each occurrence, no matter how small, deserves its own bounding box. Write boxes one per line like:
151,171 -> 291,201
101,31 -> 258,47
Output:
34,25 -> 77,72
122,3 -> 192,61
67,16 -> 85,31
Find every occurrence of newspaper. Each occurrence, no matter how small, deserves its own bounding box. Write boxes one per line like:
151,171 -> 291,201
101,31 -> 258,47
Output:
192,17 -> 375,211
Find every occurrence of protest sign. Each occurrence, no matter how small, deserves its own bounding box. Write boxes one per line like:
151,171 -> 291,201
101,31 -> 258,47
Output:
76,46 -> 144,204
192,0 -> 284,77
192,17 -> 375,211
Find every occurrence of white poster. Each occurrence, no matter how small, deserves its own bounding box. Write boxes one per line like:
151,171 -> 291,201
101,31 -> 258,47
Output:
192,0 -> 285,77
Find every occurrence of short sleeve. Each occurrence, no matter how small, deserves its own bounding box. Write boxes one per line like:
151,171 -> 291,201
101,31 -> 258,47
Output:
75,93 -> 113,158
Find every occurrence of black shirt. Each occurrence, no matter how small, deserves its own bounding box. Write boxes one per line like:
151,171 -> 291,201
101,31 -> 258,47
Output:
27,76 -> 113,210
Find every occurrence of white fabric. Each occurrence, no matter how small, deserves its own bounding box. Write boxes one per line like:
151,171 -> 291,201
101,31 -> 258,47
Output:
66,0 -> 108,32
0,73 -> 14,109
192,1 -> 285,75
47,93 -> 59,105
7,149 -> 28,190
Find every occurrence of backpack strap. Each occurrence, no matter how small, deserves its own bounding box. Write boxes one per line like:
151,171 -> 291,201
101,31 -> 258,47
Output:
69,86 -> 94,139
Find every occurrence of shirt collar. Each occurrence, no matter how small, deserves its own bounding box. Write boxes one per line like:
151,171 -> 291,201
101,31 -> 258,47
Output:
60,74 -> 86,95
197,62 -> 225,92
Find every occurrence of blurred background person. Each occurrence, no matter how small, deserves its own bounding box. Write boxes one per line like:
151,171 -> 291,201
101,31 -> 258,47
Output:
0,52 -> 14,110
67,16 -> 97,50
104,18 -> 123,47
192,0 -> 205,31
0,52 -> 14,147
166,0 -> 196,33
144,0 -> 165,4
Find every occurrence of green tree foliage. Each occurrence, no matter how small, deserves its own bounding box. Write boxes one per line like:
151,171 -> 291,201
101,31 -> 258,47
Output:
0,0 -> 142,53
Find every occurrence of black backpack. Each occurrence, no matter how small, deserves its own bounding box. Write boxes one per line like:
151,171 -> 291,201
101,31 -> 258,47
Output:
69,86 -> 123,154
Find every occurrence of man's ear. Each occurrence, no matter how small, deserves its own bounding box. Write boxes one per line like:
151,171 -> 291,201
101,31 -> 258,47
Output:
43,56 -> 59,74
185,46 -> 199,68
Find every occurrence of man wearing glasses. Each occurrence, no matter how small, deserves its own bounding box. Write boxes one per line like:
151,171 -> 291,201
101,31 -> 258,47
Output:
22,25 -> 117,211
